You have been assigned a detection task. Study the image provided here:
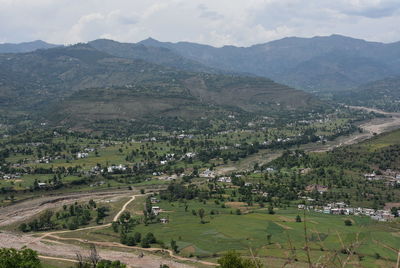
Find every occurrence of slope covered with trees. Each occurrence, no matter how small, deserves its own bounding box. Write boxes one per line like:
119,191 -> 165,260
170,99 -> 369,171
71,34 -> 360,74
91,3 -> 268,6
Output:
0,44 -> 325,132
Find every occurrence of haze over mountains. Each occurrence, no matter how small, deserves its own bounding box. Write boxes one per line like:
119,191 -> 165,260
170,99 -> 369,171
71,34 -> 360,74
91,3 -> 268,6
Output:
0,40 -> 59,53
0,43 -> 320,130
2,34 -> 400,130
3,35 -> 400,92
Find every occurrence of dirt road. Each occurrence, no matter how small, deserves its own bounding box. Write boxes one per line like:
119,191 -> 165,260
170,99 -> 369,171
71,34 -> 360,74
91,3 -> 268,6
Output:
0,232 -> 192,268
0,190 -> 133,227
0,192 -> 216,267
216,106 -> 400,172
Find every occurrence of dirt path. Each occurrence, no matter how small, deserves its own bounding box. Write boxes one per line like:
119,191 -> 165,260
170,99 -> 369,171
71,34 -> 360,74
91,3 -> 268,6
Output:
0,190 -> 132,227
45,234 -> 217,266
1,193 -> 217,267
34,194 -> 143,243
348,106 -> 400,134
113,194 -> 138,221
0,232 -> 192,268
302,106 -> 400,153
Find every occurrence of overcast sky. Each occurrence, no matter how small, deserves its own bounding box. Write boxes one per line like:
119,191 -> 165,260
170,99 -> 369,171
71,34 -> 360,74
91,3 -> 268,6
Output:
1,0 -> 399,46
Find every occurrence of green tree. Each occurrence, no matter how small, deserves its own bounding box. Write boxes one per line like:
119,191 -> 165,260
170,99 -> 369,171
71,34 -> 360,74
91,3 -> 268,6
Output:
344,219 -> 352,226
198,208 -> 205,223
133,232 -> 142,243
0,248 -> 41,268
267,233 -> 272,245
19,223 -> 29,232
170,239 -> 179,253
267,205 -> 275,215
97,260 -> 126,268
111,221 -> 119,233
218,251 -> 261,268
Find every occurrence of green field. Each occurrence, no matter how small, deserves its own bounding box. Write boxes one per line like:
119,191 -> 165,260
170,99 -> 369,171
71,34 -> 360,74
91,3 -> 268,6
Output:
50,197 -> 400,268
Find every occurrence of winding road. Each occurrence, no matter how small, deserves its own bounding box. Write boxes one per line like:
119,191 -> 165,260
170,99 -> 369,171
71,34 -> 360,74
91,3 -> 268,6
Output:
3,193 -> 217,267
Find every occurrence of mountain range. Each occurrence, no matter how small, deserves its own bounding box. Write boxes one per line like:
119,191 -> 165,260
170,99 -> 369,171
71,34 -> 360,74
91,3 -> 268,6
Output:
0,43 -> 321,131
3,35 -> 399,92
0,40 -> 59,53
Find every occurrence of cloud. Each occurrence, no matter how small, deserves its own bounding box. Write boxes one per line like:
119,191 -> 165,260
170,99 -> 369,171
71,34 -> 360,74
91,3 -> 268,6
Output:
334,0 -> 400,18
197,4 -> 224,20
0,0 -> 399,46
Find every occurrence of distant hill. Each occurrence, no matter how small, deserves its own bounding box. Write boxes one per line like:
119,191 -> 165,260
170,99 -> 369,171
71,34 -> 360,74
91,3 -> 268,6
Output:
88,39 -> 223,74
0,40 -> 60,53
333,76 -> 400,112
5,35 -> 400,92
138,35 -> 400,92
0,44 -> 323,131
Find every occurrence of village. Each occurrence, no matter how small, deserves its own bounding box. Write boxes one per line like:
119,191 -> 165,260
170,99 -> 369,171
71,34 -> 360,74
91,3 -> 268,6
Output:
364,169 -> 400,187
298,201 -> 399,222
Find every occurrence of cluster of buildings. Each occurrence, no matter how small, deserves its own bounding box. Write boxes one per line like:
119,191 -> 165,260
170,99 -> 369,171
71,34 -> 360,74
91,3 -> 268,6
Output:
298,202 -> 398,222
305,184 -> 329,194
364,170 -> 400,187
150,203 -> 169,224
76,148 -> 95,159
107,164 -> 127,173
76,152 -> 89,159
1,173 -> 22,180
217,176 -> 232,183
200,169 -> 216,178
160,153 -> 176,165
35,156 -> 60,164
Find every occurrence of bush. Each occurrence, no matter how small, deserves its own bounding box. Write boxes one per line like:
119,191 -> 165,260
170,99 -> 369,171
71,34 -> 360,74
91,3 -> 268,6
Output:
0,248 -> 41,268
97,259 -> 127,268
344,219 -> 352,226
218,251 -> 261,268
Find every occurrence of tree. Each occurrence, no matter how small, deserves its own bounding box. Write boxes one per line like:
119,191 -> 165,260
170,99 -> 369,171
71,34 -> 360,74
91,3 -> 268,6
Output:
344,219 -> 352,226
141,232 -> 156,248
75,252 -> 91,268
295,215 -> 302,222
218,251 -> 261,268
125,234 -> 136,246
267,233 -> 272,245
89,244 -> 100,268
19,223 -> 29,232
133,232 -> 142,243
0,248 -> 41,268
170,239 -> 179,253
97,260 -> 127,268
96,206 -> 109,224
145,232 -> 156,243
111,221 -> 119,233
198,208 -> 205,223
391,207 -> 399,217
268,205 -> 275,215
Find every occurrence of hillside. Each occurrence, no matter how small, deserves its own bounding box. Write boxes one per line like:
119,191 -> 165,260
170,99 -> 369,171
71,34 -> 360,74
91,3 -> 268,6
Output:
88,39 -> 222,74
5,36 -> 400,93
0,40 -> 59,53
0,44 -> 323,131
333,76 -> 400,111
139,35 -> 400,92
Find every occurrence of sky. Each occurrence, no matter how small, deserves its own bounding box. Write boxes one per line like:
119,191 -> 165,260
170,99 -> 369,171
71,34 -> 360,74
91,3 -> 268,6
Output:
1,0 -> 400,47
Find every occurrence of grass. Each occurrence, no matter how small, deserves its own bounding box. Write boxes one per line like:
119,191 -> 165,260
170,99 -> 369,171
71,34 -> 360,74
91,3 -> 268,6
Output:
40,258 -> 75,268
127,199 -> 400,267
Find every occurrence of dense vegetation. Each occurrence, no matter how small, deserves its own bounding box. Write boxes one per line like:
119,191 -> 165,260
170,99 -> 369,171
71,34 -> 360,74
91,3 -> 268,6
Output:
0,44 -> 324,134
0,248 -> 41,268
333,76 -> 400,112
